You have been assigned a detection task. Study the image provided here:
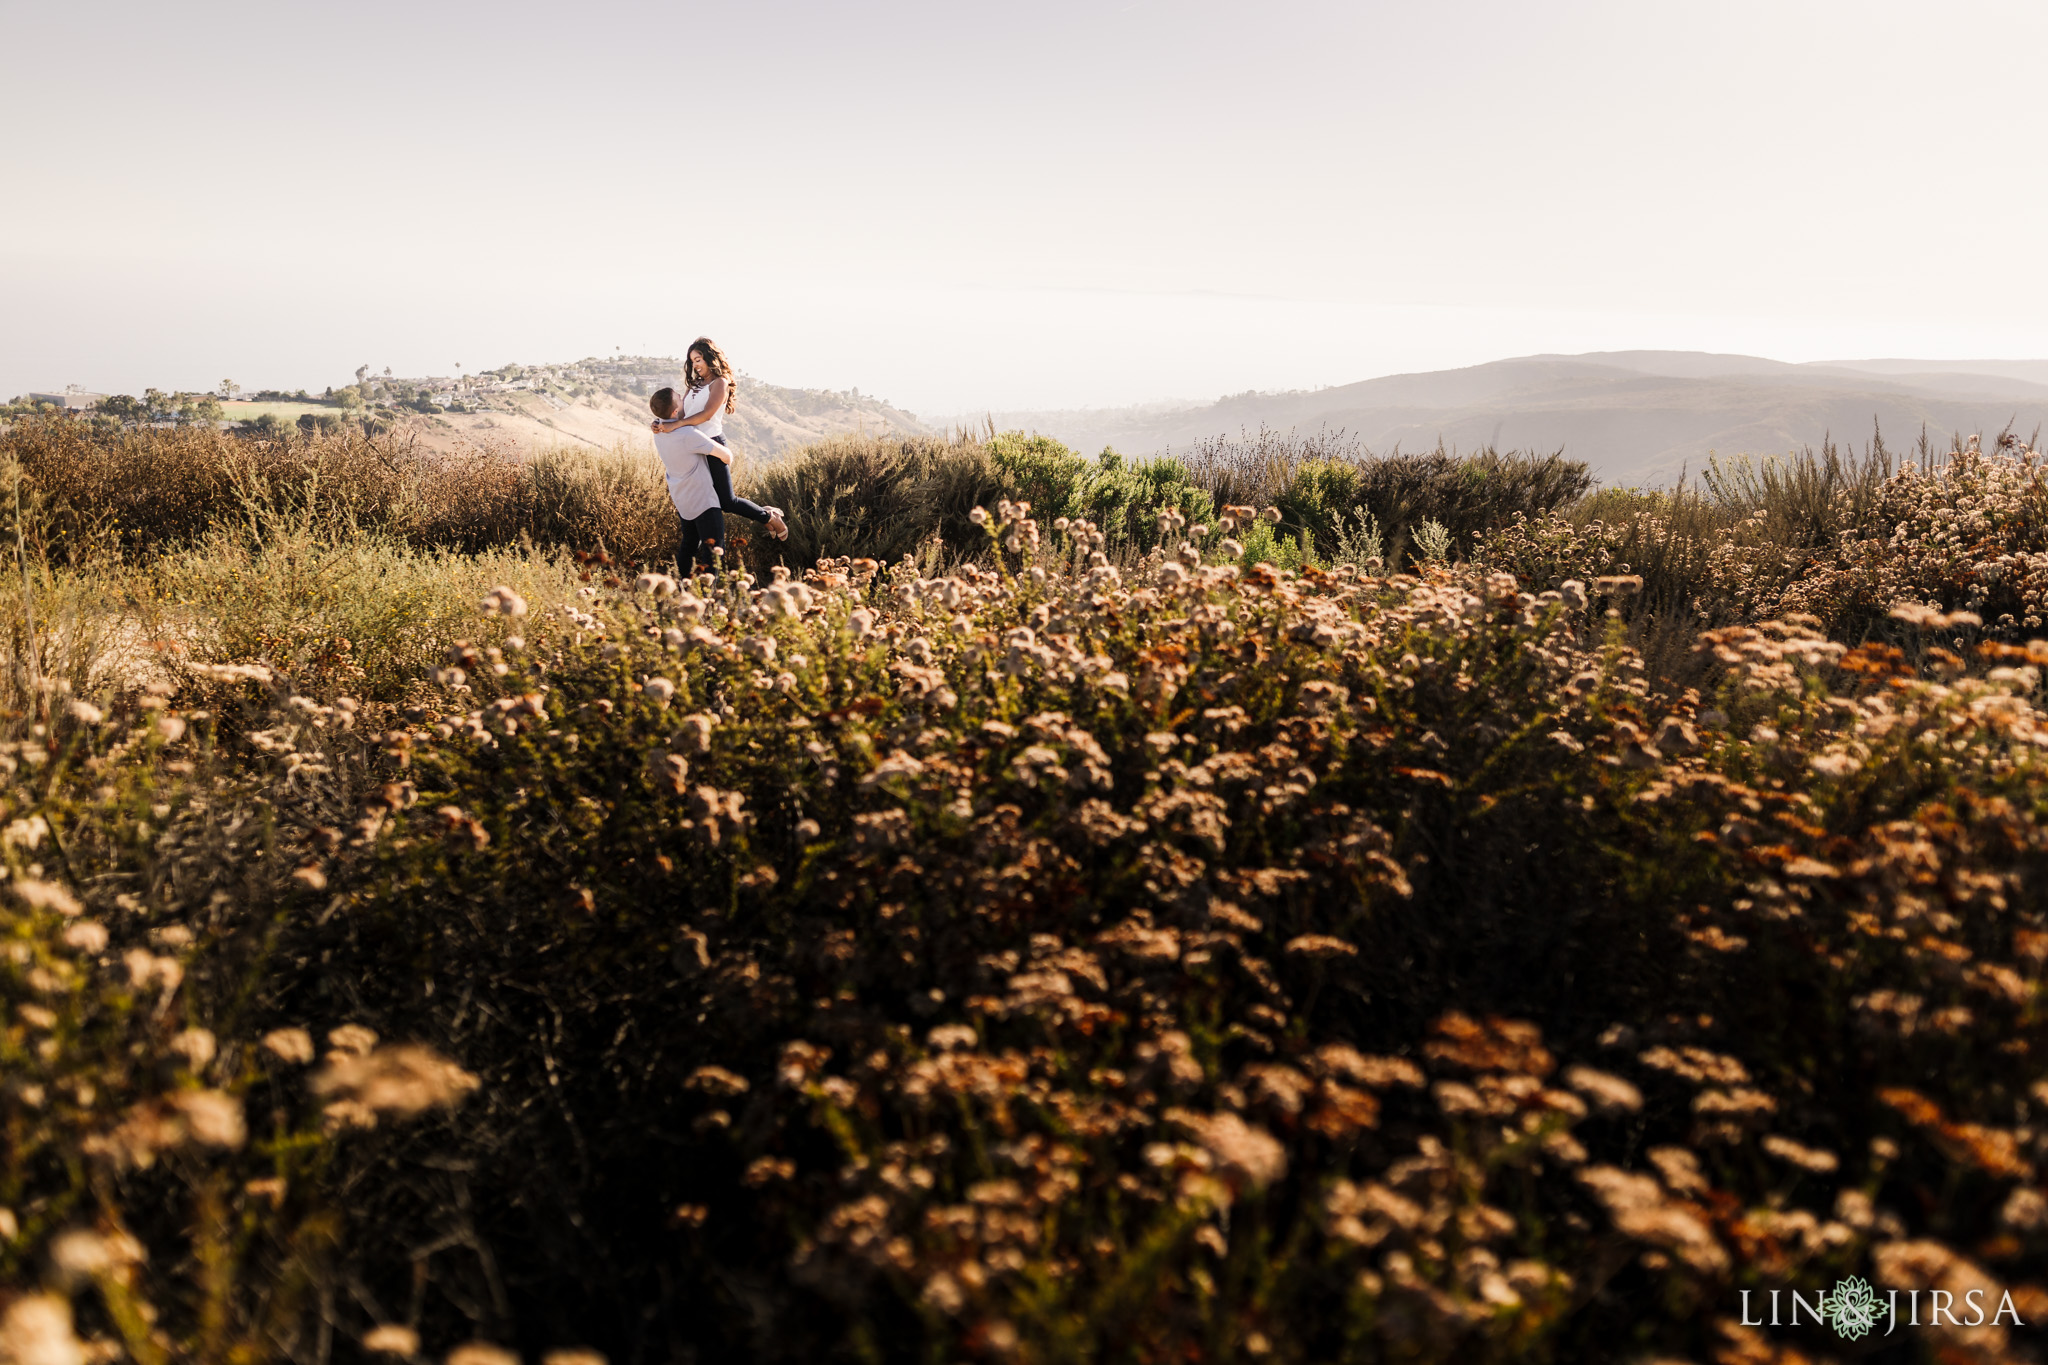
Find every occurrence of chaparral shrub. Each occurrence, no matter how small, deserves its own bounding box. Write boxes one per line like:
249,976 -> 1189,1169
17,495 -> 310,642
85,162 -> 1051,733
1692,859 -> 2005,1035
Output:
1176,428 -> 1592,569
985,433 -> 1212,552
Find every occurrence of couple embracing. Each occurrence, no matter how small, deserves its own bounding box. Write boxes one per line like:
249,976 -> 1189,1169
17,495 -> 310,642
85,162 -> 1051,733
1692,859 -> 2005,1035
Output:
649,336 -> 789,571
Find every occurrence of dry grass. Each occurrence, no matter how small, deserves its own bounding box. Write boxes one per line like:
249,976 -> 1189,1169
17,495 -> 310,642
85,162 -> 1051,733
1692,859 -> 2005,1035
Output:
4,417 -> 677,563
1174,424 -> 1370,508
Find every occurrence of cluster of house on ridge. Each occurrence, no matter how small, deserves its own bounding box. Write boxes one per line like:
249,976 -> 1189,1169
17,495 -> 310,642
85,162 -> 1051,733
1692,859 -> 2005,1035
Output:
8,357 -> 693,424
348,357 -> 685,409
10,359 -> 909,445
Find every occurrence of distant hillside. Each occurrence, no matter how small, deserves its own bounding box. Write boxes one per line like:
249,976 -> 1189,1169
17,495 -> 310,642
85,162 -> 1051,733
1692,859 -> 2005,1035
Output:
963,352 -> 2048,486
393,356 -> 927,460
1815,358 -> 2048,388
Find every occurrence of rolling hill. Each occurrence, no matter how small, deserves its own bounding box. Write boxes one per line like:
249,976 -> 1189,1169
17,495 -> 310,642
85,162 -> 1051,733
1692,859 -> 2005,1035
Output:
962,351 -> 2048,485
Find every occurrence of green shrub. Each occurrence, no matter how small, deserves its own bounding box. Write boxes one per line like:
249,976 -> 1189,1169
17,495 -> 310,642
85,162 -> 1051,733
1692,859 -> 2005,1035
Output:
1267,456 -> 1367,547
986,431 -> 1093,524
1699,436 -> 1893,550
1234,517 -> 1319,572
743,433 -> 1214,574
1070,449 -> 1212,550
985,433 -> 1213,551
1270,449 -> 1593,567
1326,507 -> 1384,570
1178,430 -> 1590,564
743,433 -> 1002,569
1411,517 -> 1451,565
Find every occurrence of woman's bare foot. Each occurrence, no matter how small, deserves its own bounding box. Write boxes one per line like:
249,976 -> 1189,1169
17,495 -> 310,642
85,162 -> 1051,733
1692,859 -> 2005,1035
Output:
766,507 -> 789,540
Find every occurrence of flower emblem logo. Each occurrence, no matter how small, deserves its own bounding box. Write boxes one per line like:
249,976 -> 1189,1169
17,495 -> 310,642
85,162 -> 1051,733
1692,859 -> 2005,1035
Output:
1824,1275 -> 1881,1340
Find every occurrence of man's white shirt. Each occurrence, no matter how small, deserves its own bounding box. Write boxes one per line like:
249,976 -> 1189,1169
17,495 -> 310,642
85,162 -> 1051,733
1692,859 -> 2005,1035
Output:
653,425 -> 719,520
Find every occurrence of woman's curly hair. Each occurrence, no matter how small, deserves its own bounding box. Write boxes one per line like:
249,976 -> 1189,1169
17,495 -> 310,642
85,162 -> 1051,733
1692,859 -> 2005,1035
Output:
686,337 -> 738,414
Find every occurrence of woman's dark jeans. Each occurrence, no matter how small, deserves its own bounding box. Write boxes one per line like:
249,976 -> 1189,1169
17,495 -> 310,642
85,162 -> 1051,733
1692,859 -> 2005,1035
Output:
708,435 -> 773,522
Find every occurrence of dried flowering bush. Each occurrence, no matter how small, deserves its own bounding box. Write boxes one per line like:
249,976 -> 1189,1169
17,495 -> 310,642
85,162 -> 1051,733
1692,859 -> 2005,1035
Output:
1623,610 -> 2048,1286
0,711 -> 302,1361
215,508 -> 1793,1361
1479,437 -> 2048,650
18,447 -> 2048,1361
1769,439 -> 2048,637
0,677 -> 490,1363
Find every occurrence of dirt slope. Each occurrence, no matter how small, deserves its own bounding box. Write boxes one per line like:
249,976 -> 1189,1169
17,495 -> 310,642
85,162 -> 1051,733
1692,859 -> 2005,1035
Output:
396,375 -> 928,463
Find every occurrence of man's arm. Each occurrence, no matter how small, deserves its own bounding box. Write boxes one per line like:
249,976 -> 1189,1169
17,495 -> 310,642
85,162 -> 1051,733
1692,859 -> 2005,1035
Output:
670,378 -> 726,427
652,378 -> 726,432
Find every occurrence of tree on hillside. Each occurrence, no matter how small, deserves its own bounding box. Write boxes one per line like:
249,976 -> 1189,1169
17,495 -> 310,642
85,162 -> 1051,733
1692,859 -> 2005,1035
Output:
96,394 -> 145,425
178,394 -> 224,426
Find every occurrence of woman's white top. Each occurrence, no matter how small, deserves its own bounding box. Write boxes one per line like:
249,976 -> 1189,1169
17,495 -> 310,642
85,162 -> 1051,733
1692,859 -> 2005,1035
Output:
681,382 -> 725,439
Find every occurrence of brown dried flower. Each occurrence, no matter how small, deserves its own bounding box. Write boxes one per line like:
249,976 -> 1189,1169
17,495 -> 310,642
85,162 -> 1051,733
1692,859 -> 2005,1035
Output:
311,1044 -> 480,1120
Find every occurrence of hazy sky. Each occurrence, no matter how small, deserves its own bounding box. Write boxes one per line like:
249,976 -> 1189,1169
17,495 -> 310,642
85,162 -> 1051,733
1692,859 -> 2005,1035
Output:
7,0 -> 2047,413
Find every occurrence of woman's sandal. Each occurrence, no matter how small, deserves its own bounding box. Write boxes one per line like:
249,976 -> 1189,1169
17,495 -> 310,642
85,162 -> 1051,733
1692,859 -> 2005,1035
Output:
766,506 -> 790,541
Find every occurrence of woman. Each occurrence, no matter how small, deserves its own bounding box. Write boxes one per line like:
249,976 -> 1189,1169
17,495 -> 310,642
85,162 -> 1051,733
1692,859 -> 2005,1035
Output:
651,337 -> 788,542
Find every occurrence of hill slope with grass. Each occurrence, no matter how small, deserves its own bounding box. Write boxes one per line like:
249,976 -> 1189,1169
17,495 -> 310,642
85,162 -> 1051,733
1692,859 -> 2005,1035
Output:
5,416 -> 2048,1362
404,371 -> 930,461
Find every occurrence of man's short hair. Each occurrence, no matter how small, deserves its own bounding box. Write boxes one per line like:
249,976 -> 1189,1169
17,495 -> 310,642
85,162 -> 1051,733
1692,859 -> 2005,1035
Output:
648,386 -> 677,416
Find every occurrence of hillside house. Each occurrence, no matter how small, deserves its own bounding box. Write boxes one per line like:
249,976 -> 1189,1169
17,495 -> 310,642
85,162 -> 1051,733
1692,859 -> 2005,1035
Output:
28,388 -> 105,411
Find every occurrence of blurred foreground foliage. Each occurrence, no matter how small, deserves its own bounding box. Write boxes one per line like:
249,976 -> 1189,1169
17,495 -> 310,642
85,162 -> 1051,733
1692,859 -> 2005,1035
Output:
3,419 -> 2048,1362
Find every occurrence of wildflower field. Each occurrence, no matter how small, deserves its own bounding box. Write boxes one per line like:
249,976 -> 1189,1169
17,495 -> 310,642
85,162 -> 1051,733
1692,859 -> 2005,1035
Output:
4,418 -> 2048,1364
